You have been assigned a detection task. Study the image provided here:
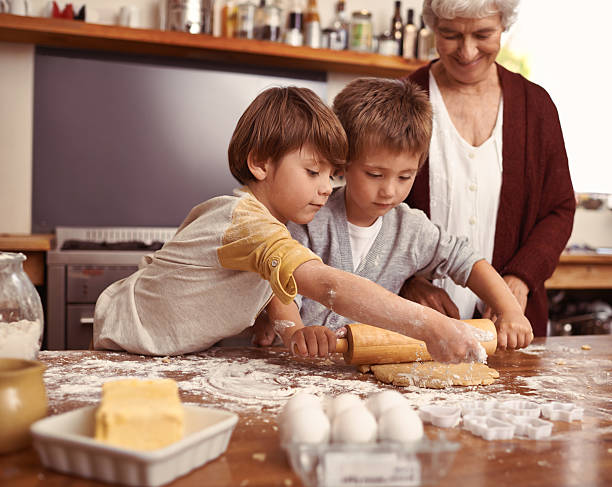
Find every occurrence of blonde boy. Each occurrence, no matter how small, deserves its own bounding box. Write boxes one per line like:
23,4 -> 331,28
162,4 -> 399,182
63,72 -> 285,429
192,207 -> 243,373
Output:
271,78 -> 533,354
94,86 -> 482,362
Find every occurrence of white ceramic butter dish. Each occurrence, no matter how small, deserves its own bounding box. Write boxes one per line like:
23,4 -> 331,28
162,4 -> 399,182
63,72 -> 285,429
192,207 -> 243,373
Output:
31,405 -> 238,487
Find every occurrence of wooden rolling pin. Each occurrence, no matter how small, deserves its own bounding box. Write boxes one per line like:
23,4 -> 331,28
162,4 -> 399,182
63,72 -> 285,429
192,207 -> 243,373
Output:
335,319 -> 497,365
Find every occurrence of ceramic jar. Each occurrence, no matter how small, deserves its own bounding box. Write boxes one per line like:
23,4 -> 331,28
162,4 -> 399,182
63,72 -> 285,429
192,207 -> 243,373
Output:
0,252 -> 44,360
0,358 -> 48,454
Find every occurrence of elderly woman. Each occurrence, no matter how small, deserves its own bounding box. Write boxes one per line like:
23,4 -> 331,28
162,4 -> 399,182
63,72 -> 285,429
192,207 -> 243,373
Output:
402,0 -> 575,346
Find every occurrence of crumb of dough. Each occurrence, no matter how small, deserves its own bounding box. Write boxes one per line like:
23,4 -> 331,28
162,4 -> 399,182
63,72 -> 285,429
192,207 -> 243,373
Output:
161,356 -> 171,363
556,359 -> 567,365
284,479 -> 293,486
581,344 -> 592,350
252,452 -> 266,462
357,364 -> 371,374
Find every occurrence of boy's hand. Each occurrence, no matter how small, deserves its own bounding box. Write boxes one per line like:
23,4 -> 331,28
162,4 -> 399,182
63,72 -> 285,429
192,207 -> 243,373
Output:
495,312 -> 533,350
251,312 -> 276,346
424,317 -> 484,364
400,277 -> 460,319
289,326 -> 337,358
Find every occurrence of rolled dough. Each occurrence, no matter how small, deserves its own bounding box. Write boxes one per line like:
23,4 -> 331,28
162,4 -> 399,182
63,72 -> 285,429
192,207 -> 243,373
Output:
363,362 -> 499,389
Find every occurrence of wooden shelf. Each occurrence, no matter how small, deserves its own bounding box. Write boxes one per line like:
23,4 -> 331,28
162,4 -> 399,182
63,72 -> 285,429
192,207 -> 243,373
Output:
546,253 -> 612,290
0,13 -> 426,77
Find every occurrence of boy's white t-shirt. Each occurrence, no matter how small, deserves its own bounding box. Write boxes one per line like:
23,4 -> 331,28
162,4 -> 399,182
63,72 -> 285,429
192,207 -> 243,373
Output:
347,217 -> 383,272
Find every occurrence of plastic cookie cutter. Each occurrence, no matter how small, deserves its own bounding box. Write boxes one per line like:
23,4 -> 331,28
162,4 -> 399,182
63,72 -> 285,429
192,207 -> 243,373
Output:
463,415 -> 515,441
459,399 -> 498,417
497,399 -> 541,418
495,415 -> 553,440
418,405 -> 462,428
541,402 -> 584,422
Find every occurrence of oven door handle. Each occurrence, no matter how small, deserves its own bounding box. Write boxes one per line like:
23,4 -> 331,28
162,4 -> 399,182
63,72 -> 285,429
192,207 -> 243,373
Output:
80,317 -> 94,325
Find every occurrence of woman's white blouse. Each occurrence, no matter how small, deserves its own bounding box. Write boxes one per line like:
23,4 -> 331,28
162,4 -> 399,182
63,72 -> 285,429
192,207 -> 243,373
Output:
427,70 -> 504,319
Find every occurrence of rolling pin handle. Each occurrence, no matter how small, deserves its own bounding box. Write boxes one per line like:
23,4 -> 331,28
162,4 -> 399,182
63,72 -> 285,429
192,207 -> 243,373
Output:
335,338 -> 348,354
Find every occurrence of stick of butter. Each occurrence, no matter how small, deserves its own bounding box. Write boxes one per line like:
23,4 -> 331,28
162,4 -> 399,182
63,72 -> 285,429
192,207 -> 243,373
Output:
95,378 -> 184,451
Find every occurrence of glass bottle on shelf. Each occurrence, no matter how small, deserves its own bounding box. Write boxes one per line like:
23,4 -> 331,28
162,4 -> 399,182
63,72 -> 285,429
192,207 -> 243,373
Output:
264,1 -> 282,41
284,0 -> 303,46
349,9 -> 372,53
402,8 -> 417,60
304,0 -> 321,48
221,0 -> 238,37
390,0 -> 403,56
0,253 -> 44,360
417,15 -> 435,60
236,0 -> 256,39
326,0 -> 349,50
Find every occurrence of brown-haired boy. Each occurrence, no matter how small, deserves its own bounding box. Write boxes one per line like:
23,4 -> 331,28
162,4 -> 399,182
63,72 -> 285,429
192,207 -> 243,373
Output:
94,85 -> 482,362
269,78 -> 533,353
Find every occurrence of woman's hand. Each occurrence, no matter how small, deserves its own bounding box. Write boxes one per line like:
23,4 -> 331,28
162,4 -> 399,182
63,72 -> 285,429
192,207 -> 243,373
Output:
289,326 -> 337,358
400,276 -> 460,319
495,311 -> 533,350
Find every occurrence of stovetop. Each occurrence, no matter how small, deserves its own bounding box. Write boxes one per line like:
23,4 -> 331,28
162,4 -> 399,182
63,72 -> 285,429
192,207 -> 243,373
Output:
47,226 -> 177,265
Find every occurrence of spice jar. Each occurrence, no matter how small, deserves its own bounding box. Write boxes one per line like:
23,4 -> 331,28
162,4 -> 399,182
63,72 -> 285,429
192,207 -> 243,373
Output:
0,253 -> 44,360
350,9 -> 372,52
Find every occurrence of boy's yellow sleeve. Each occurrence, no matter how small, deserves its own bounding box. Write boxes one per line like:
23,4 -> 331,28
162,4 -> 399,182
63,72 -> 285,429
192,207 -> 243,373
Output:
217,196 -> 321,305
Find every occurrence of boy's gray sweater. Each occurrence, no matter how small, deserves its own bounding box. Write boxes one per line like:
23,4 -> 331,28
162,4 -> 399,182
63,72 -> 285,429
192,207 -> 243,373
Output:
287,186 -> 481,330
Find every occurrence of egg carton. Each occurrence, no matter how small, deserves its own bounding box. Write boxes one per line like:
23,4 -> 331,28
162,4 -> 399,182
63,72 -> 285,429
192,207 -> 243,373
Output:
541,402 -> 584,422
418,405 -> 462,428
462,415 -> 516,441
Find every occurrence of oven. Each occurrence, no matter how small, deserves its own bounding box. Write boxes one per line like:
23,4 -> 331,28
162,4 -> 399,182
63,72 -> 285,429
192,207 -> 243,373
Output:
45,227 -> 176,350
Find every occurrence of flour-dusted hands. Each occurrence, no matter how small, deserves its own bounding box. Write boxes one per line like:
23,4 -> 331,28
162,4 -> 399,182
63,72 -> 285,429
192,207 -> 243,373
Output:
289,326 -> 337,358
495,311 -> 533,350
423,316 -> 484,364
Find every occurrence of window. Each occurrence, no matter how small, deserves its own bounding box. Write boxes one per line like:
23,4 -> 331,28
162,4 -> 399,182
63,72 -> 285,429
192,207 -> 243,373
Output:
499,0 -> 611,193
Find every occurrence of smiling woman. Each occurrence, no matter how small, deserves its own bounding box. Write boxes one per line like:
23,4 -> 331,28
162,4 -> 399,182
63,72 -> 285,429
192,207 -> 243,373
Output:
402,0 -> 576,338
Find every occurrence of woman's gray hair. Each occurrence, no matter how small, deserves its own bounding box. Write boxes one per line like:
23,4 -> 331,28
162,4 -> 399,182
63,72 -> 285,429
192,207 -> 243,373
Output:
422,0 -> 520,31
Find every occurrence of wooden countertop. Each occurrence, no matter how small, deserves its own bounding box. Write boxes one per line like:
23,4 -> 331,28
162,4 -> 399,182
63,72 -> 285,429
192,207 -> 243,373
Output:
0,234 -> 54,251
546,252 -> 612,289
3,335 -> 611,487
0,234 -> 54,285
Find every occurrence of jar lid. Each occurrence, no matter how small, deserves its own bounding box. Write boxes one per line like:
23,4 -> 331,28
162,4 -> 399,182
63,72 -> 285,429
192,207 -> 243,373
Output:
352,9 -> 371,18
0,252 -> 26,263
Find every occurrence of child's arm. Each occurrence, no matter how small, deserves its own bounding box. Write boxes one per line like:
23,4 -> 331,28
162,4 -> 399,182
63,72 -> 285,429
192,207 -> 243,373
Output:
265,297 -> 337,357
466,260 -> 533,350
293,260 -> 482,364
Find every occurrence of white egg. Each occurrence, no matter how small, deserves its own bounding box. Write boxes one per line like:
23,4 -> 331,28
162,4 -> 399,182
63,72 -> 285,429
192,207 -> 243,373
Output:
377,405 -> 424,443
365,390 -> 409,420
280,407 -> 330,445
331,404 -> 378,443
279,392 -> 323,426
326,392 -> 363,421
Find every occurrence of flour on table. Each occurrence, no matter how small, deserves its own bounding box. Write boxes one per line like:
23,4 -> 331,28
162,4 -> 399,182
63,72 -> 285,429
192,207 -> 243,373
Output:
39,350 -> 382,415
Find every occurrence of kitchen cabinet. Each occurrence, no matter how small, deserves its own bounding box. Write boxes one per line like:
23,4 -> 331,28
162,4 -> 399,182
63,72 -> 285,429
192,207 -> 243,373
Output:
0,14 -> 425,77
